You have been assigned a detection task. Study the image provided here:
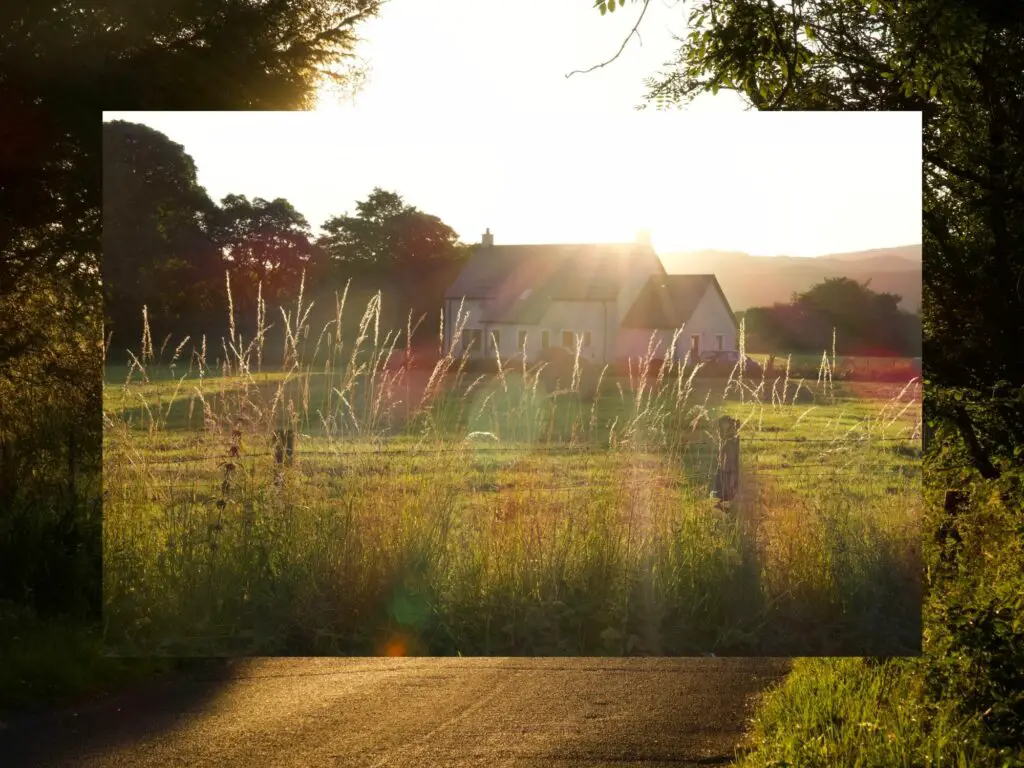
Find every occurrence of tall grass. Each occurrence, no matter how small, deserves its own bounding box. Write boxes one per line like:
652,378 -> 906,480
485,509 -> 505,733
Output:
733,658 -> 1021,768
103,275 -> 922,656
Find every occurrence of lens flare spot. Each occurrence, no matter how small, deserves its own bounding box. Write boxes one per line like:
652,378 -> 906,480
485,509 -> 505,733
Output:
383,638 -> 407,657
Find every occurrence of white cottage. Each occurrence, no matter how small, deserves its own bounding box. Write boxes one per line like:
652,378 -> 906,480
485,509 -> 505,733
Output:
443,229 -> 738,365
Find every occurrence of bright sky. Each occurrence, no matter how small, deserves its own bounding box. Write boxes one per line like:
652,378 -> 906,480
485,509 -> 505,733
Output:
104,0 -> 922,257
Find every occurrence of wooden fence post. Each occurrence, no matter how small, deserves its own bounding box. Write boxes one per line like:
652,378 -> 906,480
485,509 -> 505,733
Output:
273,429 -> 295,465
713,416 -> 740,503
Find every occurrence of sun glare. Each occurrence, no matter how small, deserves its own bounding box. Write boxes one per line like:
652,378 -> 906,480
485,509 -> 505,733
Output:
102,106 -> 920,257
102,0 -> 912,256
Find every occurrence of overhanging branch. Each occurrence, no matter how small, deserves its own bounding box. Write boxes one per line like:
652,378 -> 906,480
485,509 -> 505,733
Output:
566,0 -> 652,79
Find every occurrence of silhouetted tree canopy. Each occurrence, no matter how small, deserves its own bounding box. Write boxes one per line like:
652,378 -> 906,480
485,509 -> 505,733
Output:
103,120 -> 224,344
100,121 -> 471,357
319,187 -> 470,328
1,0 -> 380,624
210,194 -> 322,314
319,188 -> 465,273
742,277 -> 921,356
3,0 -> 381,315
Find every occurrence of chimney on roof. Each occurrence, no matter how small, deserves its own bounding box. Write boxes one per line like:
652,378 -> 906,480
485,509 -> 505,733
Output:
636,230 -> 652,246
482,228 -> 494,247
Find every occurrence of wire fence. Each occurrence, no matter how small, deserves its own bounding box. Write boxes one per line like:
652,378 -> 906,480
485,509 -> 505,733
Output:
125,466 -> 922,497
109,430 -> 921,503
110,433 -> 922,467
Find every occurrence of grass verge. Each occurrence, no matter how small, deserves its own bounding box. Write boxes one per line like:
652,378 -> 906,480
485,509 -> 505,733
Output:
734,471 -> 1024,767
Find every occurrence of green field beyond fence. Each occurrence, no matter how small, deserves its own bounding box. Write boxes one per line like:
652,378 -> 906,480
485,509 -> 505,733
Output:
103,288 -> 922,657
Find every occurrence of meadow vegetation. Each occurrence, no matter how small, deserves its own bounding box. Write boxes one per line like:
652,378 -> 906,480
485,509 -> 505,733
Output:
103,278 -> 922,657
733,472 -> 1023,767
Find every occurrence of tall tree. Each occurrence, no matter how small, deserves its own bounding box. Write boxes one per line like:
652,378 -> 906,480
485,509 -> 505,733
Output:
740,277 -> 920,356
211,195 -> 321,314
102,120 -> 223,347
0,0 -> 381,630
318,188 -> 469,320
319,189 -> 461,269
792,277 -> 912,354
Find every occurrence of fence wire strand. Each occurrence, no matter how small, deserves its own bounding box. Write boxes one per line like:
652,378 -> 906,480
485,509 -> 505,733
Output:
110,433 -> 921,467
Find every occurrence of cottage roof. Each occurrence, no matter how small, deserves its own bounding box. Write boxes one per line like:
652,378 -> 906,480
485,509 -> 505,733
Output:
446,242 -> 665,324
621,274 -> 738,330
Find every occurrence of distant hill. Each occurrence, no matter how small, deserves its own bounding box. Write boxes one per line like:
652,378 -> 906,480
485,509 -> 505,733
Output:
813,244 -> 921,264
660,245 -> 922,312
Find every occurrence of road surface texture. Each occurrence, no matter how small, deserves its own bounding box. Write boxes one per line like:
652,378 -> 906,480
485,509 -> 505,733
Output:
4,658 -> 790,767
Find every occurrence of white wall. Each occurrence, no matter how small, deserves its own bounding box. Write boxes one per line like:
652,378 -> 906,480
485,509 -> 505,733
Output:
446,301 -> 608,363
682,286 -> 738,357
615,285 -> 738,363
484,323 -> 533,361
446,298 -> 489,356
536,300 -> 609,363
460,301 -> 611,363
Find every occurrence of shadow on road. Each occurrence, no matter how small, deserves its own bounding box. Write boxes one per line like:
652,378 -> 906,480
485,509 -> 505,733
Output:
2,659 -> 238,767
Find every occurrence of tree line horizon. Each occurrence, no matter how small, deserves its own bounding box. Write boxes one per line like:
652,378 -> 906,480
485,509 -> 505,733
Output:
103,119 -> 921,365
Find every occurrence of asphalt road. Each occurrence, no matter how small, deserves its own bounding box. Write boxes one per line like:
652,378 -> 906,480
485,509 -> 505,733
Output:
4,658 -> 790,767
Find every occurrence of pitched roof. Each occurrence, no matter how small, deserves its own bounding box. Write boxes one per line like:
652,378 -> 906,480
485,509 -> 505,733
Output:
446,243 -> 665,324
621,274 -> 737,329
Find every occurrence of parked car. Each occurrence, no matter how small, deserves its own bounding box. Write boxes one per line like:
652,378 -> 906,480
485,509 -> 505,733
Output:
698,350 -> 764,377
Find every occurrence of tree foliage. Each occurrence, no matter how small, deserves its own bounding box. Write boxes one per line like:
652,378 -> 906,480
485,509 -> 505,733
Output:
0,269 -> 102,619
1,0 -> 380,635
319,188 -> 465,272
318,187 -> 470,329
103,120 -> 224,345
743,276 -> 921,356
211,194 -> 322,314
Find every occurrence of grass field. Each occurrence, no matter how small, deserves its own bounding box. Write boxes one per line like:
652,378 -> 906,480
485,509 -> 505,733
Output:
102,286 -> 922,656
